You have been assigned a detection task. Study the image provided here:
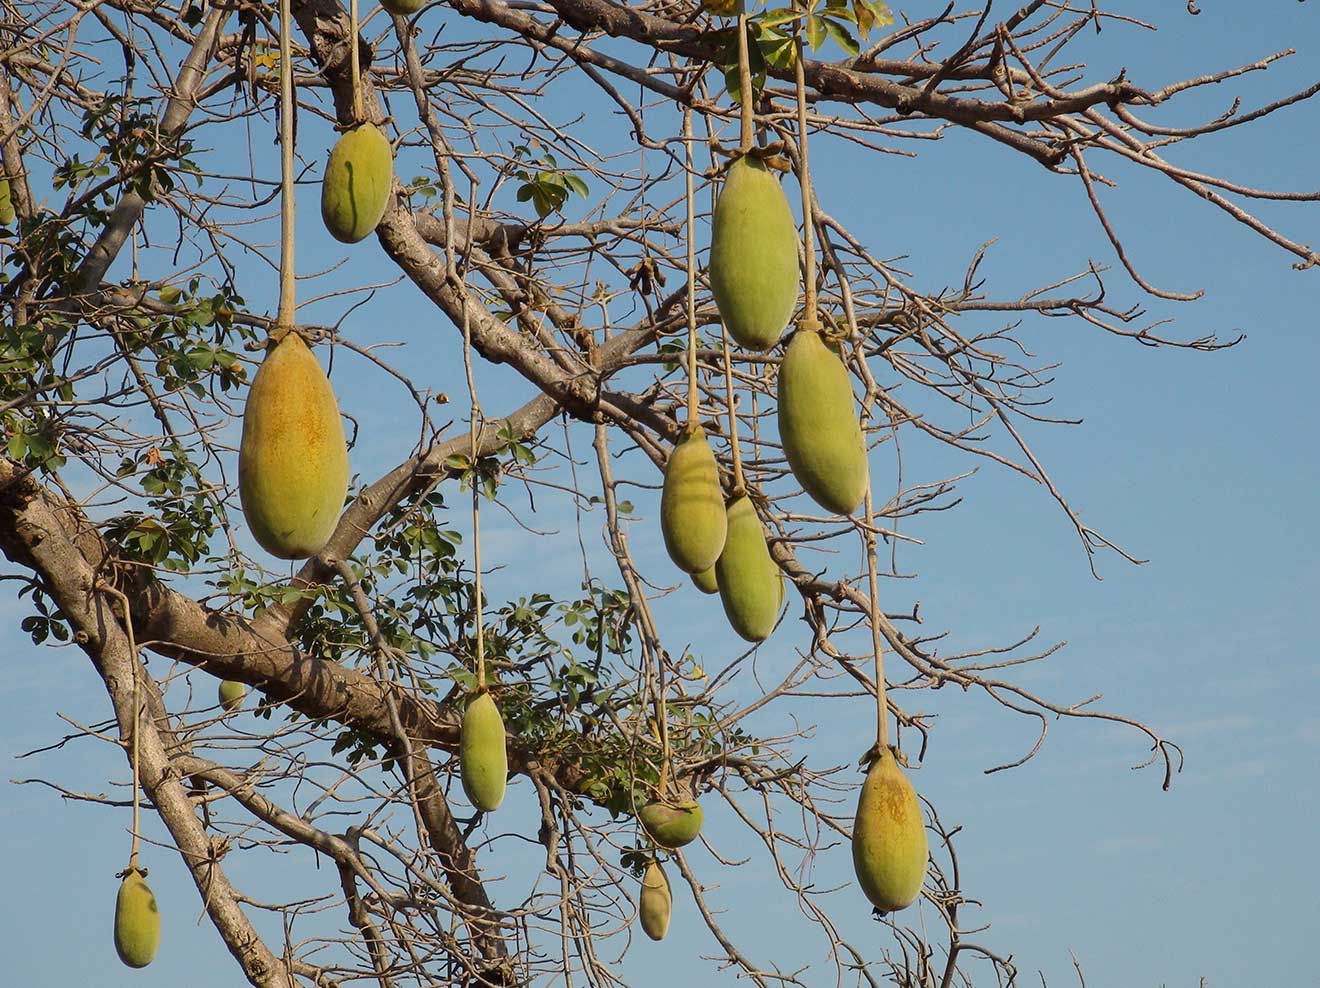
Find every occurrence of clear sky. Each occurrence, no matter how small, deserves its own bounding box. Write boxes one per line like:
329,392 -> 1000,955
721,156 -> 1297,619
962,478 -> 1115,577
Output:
2,5 -> 1317,987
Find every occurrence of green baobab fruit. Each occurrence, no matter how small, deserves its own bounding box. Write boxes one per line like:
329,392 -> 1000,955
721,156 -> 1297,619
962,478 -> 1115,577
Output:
239,333 -> 349,559
660,425 -> 727,574
709,156 -> 800,351
381,0 -> 427,13
639,861 -> 672,941
639,798 -> 703,849
114,868 -> 160,968
218,679 -> 246,713
691,565 -> 719,595
320,123 -> 394,244
714,495 -> 780,642
778,327 -> 868,515
0,177 -> 13,225
851,748 -> 928,914
460,692 -> 507,812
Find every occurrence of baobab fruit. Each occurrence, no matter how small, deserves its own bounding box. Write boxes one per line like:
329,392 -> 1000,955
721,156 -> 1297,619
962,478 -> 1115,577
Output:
691,565 -> 719,595
114,868 -> 160,968
218,679 -> 246,713
320,122 -> 393,244
709,155 -> 800,351
852,748 -> 928,914
639,798 -> 703,849
778,327 -> 868,515
381,0 -> 427,13
714,495 -> 780,642
460,692 -> 507,812
238,332 -> 349,559
0,177 -> 13,225
660,425 -> 726,574
639,861 -> 672,941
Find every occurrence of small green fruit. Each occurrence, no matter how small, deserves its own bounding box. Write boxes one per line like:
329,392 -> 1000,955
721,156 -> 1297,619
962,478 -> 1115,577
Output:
714,495 -> 780,642
460,692 -> 507,812
320,123 -> 394,244
639,861 -> 671,941
114,868 -> 160,968
691,565 -> 719,595
0,177 -> 14,226
639,798 -> 703,849
660,425 -> 727,574
218,679 -> 246,713
381,0 -> 427,12
851,748 -> 928,914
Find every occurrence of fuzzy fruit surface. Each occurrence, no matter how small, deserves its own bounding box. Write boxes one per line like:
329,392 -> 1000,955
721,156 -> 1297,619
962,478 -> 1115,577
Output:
709,156 -> 800,351
218,679 -> 246,713
660,425 -> 727,574
778,328 -> 868,515
691,565 -> 719,595
461,692 -> 507,812
239,334 -> 349,559
715,495 -> 780,642
0,178 -> 13,225
114,870 -> 160,968
639,861 -> 672,941
381,0 -> 427,12
321,123 -> 394,244
851,749 -> 928,913
639,798 -> 703,849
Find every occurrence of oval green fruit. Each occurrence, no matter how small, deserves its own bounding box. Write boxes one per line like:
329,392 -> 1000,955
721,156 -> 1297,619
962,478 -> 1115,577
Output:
714,495 -> 780,642
239,333 -> 349,559
639,798 -> 703,849
639,861 -> 671,941
709,156 -> 800,351
691,565 -> 719,595
114,869 -> 160,969
660,425 -> 727,574
851,748 -> 928,914
778,327 -> 868,515
460,692 -> 507,812
218,679 -> 246,713
321,123 -> 394,244
381,0 -> 427,13
0,177 -> 14,225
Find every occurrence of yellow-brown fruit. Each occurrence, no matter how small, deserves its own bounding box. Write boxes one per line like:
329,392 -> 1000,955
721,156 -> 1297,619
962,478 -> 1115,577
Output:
660,425 -> 727,574
0,177 -> 14,226
639,798 -> 703,849
708,156 -> 800,351
714,495 -> 780,642
218,679 -> 246,713
320,123 -> 394,244
778,327 -> 868,515
238,333 -> 349,559
114,868 -> 160,969
851,748 -> 928,914
691,565 -> 719,595
460,692 -> 507,812
381,0 -> 427,13
638,861 -> 672,941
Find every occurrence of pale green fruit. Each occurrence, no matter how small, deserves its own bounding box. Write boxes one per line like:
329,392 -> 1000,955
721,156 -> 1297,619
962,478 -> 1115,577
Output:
851,749 -> 928,913
714,495 -> 780,642
239,333 -> 349,559
460,692 -> 507,812
778,327 -> 868,515
691,565 -> 719,595
709,156 -> 800,351
114,869 -> 160,968
639,798 -> 703,849
0,177 -> 14,225
660,425 -> 727,574
218,679 -> 246,713
321,123 -> 394,244
381,0 -> 427,13
639,861 -> 672,941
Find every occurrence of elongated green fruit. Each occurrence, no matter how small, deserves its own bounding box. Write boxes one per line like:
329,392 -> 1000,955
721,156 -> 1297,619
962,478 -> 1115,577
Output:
460,692 -> 507,812
114,869 -> 160,968
321,123 -> 394,244
639,861 -> 672,941
218,679 -> 246,713
778,327 -> 868,515
709,156 -> 800,351
852,749 -> 928,913
660,425 -> 727,574
691,565 -> 719,595
0,177 -> 14,225
239,333 -> 349,559
381,0 -> 427,13
714,495 -> 780,642
639,798 -> 703,849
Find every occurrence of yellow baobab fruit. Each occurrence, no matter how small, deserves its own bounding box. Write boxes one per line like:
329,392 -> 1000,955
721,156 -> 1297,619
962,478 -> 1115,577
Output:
660,425 -> 727,574
460,692 -> 507,812
238,333 -> 349,559
639,798 -> 703,849
714,495 -> 780,642
320,123 -> 394,244
691,565 -> 719,595
218,679 -> 246,713
708,156 -> 800,351
114,868 -> 160,968
778,327 -> 868,515
381,0 -> 427,13
0,177 -> 14,225
639,860 -> 672,941
851,748 -> 928,914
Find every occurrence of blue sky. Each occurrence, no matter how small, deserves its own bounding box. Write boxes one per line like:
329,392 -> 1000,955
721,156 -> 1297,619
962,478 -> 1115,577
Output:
2,5 -> 1318,987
